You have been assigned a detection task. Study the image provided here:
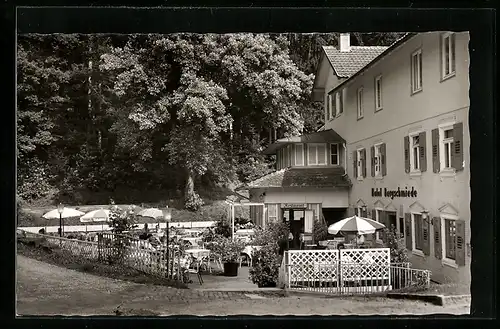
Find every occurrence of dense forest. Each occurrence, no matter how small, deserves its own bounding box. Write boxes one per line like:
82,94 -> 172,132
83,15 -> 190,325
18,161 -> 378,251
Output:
17,32 -> 405,209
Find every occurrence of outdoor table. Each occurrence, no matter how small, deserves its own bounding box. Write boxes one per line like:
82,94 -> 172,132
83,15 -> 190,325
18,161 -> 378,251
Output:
185,248 -> 210,260
181,237 -> 203,246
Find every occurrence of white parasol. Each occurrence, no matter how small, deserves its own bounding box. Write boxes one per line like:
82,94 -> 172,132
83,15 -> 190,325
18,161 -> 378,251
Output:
327,216 -> 386,235
137,208 -> 164,219
80,209 -> 110,232
42,207 -> 85,220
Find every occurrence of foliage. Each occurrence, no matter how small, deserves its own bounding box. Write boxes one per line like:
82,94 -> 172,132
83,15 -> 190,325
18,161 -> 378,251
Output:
383,227 -> 409,264
108,207 -> 139,233
106,207 -> 139,264
206,235 -> 245,263
17,158 -> 57,203
17,33 -> 404,208
249,243 -> 281,287
312,217 -> 328,242
248,221 -> 289,286
252,221 -> 290,247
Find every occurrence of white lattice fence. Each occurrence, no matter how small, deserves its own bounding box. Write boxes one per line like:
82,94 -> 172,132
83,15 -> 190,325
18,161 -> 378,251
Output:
339,248 -> 390,281
287,250 -> 339,285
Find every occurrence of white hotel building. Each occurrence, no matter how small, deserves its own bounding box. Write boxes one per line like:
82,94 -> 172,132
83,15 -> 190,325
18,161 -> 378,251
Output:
240,32 -> 470,284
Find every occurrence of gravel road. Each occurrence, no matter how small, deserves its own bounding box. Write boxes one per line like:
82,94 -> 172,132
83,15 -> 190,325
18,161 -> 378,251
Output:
16,255 -> 470,316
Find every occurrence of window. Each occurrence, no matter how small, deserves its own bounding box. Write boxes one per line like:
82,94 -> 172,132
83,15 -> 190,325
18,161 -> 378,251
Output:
295,143 -> 304,166
441,32 -> 456,79
410,134 -> 420,171
357,87 -> 364,119
330,143 -> 339,165
444,218 -> 457,260
442,128 -> 454,170
307,143 -> 327,166
411,49 -> 423,93
337,90 -> 344,114
325,95 -> 332,120
374,144 -> 382,176
267,204 -> 278,223
356,148 -> 364,179
413,213 -> 423,251
375,75 -> 383,110
330,94 -> 336,119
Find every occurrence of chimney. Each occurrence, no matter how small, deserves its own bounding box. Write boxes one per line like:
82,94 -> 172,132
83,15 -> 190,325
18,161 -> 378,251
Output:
339,33 -> 351,52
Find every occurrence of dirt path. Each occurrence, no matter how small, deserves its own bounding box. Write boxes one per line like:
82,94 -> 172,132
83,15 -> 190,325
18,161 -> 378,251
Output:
16,255 -> 470,316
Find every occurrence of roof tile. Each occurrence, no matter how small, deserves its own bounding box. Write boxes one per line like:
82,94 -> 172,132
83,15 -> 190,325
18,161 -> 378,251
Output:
246,167 -> 352,189
323,46 -> 388,78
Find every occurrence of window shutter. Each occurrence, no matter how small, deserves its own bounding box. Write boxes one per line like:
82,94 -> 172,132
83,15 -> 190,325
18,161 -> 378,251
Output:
353,151 -> 357,178
318,144 -> 326,165
432,128 -> 440,173
405,213 -> 412,250
452,122 -> 464,171
379,211 -> 387,241
422,217 -> 430,255
361,149 -> 367,178
371,209 -> 376,220
433,217 -> 442,259
404,136 -> 410,173
370,146 -> 375,177
291,144 -> 295,166
308,144 -> 316,165
456,220 -> 466,266
381,143 -> 387,176
419,131 -> 427,172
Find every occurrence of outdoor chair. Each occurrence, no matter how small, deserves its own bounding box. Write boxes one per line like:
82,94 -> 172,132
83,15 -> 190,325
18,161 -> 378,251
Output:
239,252 -> 252,268
184,255 -> 204,285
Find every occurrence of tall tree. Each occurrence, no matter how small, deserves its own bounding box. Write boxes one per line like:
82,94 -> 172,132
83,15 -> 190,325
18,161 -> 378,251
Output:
100,33 -> 313,209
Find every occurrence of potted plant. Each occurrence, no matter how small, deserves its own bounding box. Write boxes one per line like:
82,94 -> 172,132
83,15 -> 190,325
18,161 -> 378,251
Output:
212,236 -> 245,277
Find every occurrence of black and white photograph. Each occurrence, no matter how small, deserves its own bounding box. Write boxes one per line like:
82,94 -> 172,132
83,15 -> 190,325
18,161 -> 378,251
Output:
13,7 -> 492,318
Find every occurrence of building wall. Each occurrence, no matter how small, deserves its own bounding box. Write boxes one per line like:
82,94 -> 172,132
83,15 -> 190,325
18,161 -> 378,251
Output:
324,32 -> 470,142
323,32 -> 470,284
263,188 -> 349,208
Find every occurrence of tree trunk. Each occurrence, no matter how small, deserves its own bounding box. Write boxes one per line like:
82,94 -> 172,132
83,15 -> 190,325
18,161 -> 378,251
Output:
184,168 -> 196,205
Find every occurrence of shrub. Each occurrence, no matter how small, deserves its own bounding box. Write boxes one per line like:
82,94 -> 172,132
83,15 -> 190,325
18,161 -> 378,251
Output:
212,216 -> 231,238
383,227 -> 409,264
249,244 -> 282,287
312,217 -> 328,242
252,221 -> 289,247
184,192 -> 204,211
248,221 -> 289,287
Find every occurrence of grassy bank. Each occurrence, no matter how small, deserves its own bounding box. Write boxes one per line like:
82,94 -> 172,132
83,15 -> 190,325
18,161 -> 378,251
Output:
16,237 -> 188,289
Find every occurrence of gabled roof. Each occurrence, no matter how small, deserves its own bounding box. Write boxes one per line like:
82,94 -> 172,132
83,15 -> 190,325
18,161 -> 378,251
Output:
328,33 -> 417,94
322,46 -> 389,78
238,167 -> 352,190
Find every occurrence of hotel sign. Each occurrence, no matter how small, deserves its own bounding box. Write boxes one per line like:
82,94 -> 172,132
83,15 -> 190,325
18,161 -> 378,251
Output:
281,203 -> 308,209
371,187 -> 418,199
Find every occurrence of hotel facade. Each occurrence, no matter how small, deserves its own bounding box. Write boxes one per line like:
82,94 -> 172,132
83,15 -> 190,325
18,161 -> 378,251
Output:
240,32 -> 470,284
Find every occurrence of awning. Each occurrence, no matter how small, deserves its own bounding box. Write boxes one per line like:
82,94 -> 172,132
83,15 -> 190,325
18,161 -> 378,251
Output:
262,129 -> 345,155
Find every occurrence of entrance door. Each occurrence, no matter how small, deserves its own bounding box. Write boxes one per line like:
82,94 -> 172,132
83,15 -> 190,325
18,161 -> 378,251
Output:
283,208 -> 305,249
386,212 -> 397,232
